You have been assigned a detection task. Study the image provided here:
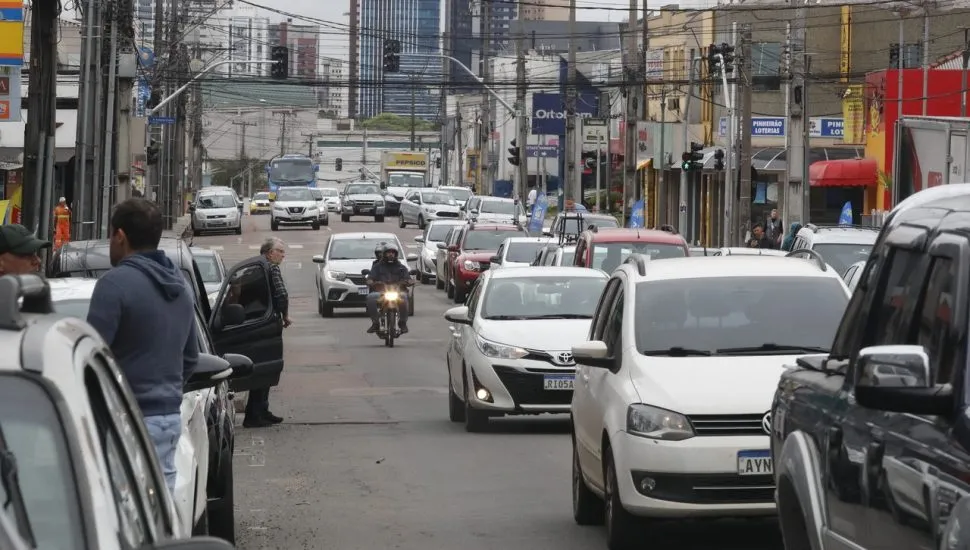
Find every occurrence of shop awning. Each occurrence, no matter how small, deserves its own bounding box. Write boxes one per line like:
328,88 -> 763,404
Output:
636,159 -> 652,170
809,158 -> 878,187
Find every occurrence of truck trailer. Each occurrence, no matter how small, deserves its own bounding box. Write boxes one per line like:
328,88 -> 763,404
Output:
894,116 -> 970,204
380,151 -> 431,201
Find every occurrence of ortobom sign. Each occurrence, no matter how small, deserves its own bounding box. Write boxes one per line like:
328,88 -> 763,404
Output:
531,92 -> 599,136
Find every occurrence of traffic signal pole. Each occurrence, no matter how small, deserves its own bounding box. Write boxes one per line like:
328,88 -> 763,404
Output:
680,57 -> 699,240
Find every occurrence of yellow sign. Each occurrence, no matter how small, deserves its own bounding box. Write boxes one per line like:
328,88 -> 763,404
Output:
840,6 -> 851,82
384,152 -> 428,170
842,84 -> 865,145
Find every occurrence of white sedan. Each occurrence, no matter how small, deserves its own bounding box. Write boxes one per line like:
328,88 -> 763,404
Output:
399,189 -> 462,229
443,266 -> 608,432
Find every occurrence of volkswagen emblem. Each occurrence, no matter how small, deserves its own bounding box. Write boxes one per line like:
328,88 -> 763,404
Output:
554,352 -> 575,366
762,412 -> 772,435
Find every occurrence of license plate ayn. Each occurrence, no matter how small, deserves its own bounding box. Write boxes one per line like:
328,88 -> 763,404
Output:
737,450 -> 773,476
543,375 -> 574,390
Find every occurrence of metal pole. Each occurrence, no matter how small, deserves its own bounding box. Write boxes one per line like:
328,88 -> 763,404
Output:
962,28 -> 969,117
605,115 -> 612,214
738,24 -> 753,241
410,77 -> 416,150
658,87 -> 666,225
679,58 -> 696,237
516,32 -> 528,206
565,0 -> 578,204
898,15 -> 904,121
100,21 -> 119,238
922,4 -> 930,116
74,0 -> 96,239
595,132 -> 602,212
801,56 -> 812,224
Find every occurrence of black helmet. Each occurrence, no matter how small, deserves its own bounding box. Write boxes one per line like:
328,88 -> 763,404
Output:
382,242 -> 400,262
374,241 -> 387,259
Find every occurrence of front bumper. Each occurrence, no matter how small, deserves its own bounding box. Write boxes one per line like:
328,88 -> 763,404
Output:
463,350 -> 576,414
193,215 -> 241,231
321,275 -> 413,308
250,203 -> 271,214
324,200 -> 341,212
419,210 -> 462,221
272,209 -> 320,225
341,203 -> 386,216
454,265 -> 487,290
611,431 -> 776,518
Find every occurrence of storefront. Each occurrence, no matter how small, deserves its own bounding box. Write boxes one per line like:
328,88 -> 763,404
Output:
808,158 -> 879,223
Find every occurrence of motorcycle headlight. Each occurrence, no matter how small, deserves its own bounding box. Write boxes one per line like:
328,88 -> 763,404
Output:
476,336 -> 528,360
626,404 -> 695,441
463,260 -> 481,271
384,291 -> 400,301
326,270 -> 347,281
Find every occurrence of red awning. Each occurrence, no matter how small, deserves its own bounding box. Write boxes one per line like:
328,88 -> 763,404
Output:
809,158 -> 878,188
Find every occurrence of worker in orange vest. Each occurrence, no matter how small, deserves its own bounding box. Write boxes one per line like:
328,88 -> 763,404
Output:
53,197 -> 71,250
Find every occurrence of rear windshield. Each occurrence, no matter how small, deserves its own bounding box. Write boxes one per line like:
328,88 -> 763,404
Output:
464,230 -> 523,251
591,242 -> 686,271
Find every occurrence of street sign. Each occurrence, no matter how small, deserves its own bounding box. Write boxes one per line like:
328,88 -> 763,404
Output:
582,118 -> 607,143
526,145 -> 558,158
149,116 -> 175,125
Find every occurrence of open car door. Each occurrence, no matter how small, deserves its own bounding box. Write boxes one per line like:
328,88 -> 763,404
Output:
208,257 -> 284,392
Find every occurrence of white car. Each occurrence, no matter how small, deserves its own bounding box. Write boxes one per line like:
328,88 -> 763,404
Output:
414,220 -> 466,284
841,259 -> 866,292
308,188 -> 331,226
191,189 -> 242,236
443,267 -> 609,432
271,186 -> 322,231
437,185 -> 474,209
399,189 -> 462,229
490,236 -> 553,268
789,223 -> 878,274
569,254 -> 851,548
318,187 -> 342,211
463,196 -> 525,225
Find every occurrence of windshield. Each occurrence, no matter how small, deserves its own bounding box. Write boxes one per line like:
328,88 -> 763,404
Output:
253,192 -> 270,200
0,376 -> 84,550
481,276 -> 607,319
557,216 -> 619,234
507,241 -> 549,262
345,184 -> 380,195
480,200 -> 522,216
195,255 -> 222,284
592,242 -> 686,271
465,230 -> 522,251
268,158 -> 314,182
420,193 -> 457,206
197,194 -> 235,209
330,239 -> 399,260
276,187 -> 314,201
310,189 -> 323,200
387,173 -> 426,188
634,277 -> 848,355
812,243 -> 873,274
319,188 -> 339,197
442,188 -> 472,201
427,224 -> 457,242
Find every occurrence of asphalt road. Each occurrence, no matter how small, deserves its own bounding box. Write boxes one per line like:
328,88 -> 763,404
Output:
191,211 -> 785,550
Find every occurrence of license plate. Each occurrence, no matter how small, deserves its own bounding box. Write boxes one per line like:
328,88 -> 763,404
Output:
543,375 -> 574,390
360,208 -> 373,213
737,450 -> 773,476
357,287 -> 369,296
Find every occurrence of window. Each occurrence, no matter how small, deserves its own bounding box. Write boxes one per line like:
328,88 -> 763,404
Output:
330,239 -> 399,260
590,278 -> 622,340
507,241 -> 549,263
197,194 -> 236,209
868,248 -> 924,346
842,265 -> 858,285
464,230 -> 523,251
812,243 -> 873,275
480,276 -> 606,319
916,257 -> 959,384
752,42 -> 782,92
195,255 -> 223,284
466,280 -> 483,318
602,290 -> 625,355
591,242 -> 686,272
426,224 -> 454,242
222,264 -> 271,322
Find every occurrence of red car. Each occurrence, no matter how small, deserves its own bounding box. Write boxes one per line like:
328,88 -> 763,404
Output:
445,223 -> 526,302
572,227 -> 688,272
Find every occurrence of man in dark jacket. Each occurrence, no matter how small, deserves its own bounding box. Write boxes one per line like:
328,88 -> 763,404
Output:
365,243 -> 412,334
86,198 -> 199,495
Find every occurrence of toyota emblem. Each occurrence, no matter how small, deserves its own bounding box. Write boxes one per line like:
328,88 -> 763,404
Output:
762,412 -> 772,435
555,352 -> 575,365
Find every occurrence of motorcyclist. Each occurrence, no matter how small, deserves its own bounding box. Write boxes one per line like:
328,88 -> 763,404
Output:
371,242 -> 387,271
365,243 -> 412,334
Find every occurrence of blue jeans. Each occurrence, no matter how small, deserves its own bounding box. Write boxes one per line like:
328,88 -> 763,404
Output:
144,413 -> 181,496
366,292 -> 409,327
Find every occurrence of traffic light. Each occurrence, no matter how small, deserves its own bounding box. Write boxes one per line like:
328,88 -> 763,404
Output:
335,158 -> 343,171
383,39 -> 401,73
270,46 -> 289,79
714,148 -> 725,171
681,142 -> 704,171
708,42 -> 736,78
435,157 -> 442,169
507,139 -> 521,166
146,139 -> 159,165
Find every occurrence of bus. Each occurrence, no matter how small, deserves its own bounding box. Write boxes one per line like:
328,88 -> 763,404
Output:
266,154 -> 318,192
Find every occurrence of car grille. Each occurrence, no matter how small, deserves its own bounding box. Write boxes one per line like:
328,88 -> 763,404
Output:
436,211 -> 460,218
630,472 -> 774,504
287,207 -> 305,214
492,365 -> 574,405
208,215 -> 227,219
354,200 -> 376,208
347,274 -> 367,285
523,349 -> 575,367
687,414 -> 768,436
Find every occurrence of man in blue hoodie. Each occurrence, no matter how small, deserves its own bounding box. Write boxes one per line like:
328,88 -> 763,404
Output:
86,198 -> 199,495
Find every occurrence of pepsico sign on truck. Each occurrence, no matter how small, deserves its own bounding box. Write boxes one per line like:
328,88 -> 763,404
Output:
531,92 -> 599,136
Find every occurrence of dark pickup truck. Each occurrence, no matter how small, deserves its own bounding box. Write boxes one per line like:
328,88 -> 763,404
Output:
770,185 -> 970,550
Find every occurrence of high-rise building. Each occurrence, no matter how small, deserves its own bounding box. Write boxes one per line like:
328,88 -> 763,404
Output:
269,20 -> 320,79
356,0 -> 441,121
520,0 -> 571,21
228,9 -> 272,77
443,0 -> 517,88
318,56 -> 347,118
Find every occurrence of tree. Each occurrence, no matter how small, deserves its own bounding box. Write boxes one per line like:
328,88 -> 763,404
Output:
361,112 -> 436,132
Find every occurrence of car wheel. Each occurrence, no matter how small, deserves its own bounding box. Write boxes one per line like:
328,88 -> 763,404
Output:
463,373 -> 488,432
604,450 -> 638,550
311,222 -> 320,230
206,447 -> 236,543
399,215 -> 406,228
376,215 -> 385,223
420,272 -> 431,285
572,438 -> 604,525
408,292 -> 415,316
270,219 -> 279,231
192,504 -> 209,536
234,225 -> 242,235
417,215 -> 426,230
447,361 -> 465,422
341,214 -> 350,222
318,296 -> 334,318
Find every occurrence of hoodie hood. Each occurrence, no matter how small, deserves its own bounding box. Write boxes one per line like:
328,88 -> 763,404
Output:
120,251 -> 187,301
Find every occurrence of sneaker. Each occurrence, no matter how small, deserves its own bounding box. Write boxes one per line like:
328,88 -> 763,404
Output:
366,323 -> 379,334
263,411 -> 284,424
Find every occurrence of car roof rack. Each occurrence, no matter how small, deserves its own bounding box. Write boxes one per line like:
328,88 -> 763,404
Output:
0,274 -> 55,330
623,253 -> 650,276
785,248 -> 828,271
557,209 -> 585,246
804,223 -> 878,233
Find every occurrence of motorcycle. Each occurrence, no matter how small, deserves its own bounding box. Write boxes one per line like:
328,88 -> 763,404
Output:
362,269 -> 419,348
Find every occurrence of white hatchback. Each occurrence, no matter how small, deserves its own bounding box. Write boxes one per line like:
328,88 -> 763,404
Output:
568,255 -> 851,549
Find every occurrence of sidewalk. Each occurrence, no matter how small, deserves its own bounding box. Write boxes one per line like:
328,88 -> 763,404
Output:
166,214 -> 193,240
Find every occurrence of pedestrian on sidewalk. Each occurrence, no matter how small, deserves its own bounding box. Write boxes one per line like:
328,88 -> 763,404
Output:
85,198 -> 199,496
0,224 -> 51,276
53,197 -> 71,250
244,237 -> 291,428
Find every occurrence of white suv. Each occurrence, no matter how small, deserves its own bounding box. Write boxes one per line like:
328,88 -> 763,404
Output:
569,254 -> 851,549
271,186 -> 322,231
789,223 -> 878,274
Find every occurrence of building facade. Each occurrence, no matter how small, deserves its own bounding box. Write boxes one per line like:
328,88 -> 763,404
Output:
318,56 -> 347,118
228,8 -> 272,78
269,20 -> 320,79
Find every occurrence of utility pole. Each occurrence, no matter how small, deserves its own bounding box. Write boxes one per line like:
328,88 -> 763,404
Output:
275,111 -> 292,156
786,2 -> 808,227
623,0 -> 639,223
75,0 -> 105,240
23,0 -> 58,241
114,0 -> 136,205
565,0 -> 578,205
440,31 -> 450,187
961,28 -> 969,117
232,119 -> 256,196
922,2 -> 931,116
99,6 -> 120,238
737,24 -> 753,242
515,32 -> 528,205
302,132 -> 315,158
480,0 -> 491,195
456,111 -> 464,187
680,57 -> 697,239
410,76 -> 417,150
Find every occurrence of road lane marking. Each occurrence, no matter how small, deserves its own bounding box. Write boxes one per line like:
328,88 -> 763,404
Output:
286,262 -> 302,270
208,245 -> 224,251
289,244 -> 304,249
329,386 -> 448,397
248,245 -> 260,250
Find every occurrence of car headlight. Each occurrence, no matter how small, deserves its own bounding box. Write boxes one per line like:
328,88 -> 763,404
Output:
326,270 -> 347,281
384,291 -> 400,301
307,207 -> 319,213
344,200 -> 355,207
626,404 -> 695,441
272,205 -> 285,211
424,206 -> 435,213
376,199 -> 385,207
463,260 -> 481,271
476,336 -> 528,359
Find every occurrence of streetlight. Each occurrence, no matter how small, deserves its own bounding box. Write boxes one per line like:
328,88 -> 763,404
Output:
148,60 -> 275,115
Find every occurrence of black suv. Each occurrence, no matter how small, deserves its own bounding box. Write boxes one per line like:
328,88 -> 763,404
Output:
48,238 -> 285,543
771,185 -> 970,550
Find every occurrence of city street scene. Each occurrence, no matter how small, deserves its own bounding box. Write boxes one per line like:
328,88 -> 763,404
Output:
2,0 -> 970,550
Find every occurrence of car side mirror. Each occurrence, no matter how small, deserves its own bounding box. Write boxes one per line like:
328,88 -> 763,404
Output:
184,354 -> 233,393
361,269 -> 371,276
314,164 -> 320,172
224,353 -> 254,378
573,341 -> 611,369
268,197 -> 275,203
436,242 -> 447,250
406,253 -> 418,262
414,236 -> 425,243
490,255 -> 501,264
470,209 -> 480,215
854,344 -> 951,415
221,303 -> 245,327
444,306 -> 471,325
312,254 -> 325,264
149,537 -> 236,550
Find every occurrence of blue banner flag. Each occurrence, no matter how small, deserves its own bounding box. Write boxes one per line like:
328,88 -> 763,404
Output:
528,194 -> 548,233
628,200 -> 645,228
838,201 -> 853,225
